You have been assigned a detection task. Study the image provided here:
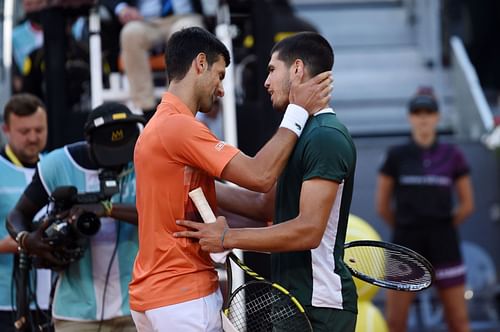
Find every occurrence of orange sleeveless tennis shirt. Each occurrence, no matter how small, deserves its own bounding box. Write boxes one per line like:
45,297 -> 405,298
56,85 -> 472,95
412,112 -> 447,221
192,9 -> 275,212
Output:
130,93 -> 239,311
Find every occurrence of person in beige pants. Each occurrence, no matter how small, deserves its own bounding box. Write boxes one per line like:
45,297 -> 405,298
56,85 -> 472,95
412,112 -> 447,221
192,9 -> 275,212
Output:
105,0 -> 204,117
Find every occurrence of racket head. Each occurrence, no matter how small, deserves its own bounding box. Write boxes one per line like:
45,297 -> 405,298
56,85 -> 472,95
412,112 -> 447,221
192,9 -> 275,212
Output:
224,280 -> 312,332
344,240 -> 434,292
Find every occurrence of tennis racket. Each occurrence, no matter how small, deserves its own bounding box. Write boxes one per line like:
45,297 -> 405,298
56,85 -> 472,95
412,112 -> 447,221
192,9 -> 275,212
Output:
189,188 -> 312,332
343,240 -> 434,292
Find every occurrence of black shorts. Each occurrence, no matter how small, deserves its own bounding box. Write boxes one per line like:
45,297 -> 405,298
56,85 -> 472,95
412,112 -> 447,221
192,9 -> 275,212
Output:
393,224 -> 466,289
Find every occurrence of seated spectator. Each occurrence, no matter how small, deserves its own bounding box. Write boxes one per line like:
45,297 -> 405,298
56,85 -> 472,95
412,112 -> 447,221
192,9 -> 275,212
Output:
102,0 -> 205,120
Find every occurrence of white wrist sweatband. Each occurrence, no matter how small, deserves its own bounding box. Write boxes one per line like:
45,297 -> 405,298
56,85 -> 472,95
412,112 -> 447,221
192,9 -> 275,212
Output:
279,104 -> 308,137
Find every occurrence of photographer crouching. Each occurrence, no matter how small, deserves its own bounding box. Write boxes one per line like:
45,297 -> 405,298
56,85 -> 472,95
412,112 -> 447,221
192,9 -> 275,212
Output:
7,102 -> 144,332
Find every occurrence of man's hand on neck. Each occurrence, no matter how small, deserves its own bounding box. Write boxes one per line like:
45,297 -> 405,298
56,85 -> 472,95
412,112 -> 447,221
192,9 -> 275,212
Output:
289,70 -> 333,115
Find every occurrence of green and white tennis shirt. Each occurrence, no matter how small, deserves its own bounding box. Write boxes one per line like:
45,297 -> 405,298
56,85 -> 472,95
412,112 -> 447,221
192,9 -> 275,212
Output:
272,109 -> 358,314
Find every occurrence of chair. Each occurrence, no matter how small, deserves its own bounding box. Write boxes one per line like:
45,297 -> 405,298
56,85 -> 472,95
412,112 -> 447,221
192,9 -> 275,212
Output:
88,6 -> 168,108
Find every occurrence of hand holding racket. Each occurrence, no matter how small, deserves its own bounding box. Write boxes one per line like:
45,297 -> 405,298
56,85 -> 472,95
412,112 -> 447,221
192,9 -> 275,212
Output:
187,187 -> 312,332
188,188 -> 229,264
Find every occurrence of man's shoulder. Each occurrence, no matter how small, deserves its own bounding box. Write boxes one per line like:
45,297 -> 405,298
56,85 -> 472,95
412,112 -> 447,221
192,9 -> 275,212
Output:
305,116 -> 353,145
0,153 -> 12,168
40,145 -> 67,161
308,112 -> 349,132
148,112 -> 211,143
40,141 -> 90,169
0,153 -> 31,177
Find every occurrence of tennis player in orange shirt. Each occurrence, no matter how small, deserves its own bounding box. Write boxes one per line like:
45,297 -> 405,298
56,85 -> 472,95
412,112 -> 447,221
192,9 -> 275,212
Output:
130,27 -> 332,331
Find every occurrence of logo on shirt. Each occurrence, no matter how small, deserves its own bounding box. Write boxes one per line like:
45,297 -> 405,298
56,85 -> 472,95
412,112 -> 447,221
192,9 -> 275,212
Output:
215,141 -> 225,151
400,175 -> 451,186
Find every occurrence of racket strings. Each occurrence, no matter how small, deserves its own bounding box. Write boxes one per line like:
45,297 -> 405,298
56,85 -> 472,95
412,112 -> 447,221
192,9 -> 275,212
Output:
227,282 -> 310,332
345,246 -> 433,287
384,251 -> 433,284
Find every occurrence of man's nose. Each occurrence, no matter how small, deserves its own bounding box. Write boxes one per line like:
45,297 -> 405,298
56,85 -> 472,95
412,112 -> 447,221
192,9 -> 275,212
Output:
27,131 -> 39,142
264,76 -> 270,88
217,85 -> 225,98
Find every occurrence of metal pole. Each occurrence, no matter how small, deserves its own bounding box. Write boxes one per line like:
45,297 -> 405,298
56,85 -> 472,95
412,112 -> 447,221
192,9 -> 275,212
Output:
89,6 -> 103,109
215,1 -> 237,147
1,0 -> 14,112
215,0 -> 244,293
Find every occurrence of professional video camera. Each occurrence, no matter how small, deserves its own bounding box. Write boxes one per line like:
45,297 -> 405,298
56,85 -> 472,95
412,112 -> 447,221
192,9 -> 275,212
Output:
42,169 -> 119,265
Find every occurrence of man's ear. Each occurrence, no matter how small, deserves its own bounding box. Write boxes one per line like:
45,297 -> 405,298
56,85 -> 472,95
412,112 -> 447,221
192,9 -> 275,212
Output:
290,59 -> 305,82
195,52 -> 208,74
2,123 -> 9,137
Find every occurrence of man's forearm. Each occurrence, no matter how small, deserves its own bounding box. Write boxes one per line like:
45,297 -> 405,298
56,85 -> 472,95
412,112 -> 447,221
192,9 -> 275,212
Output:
109,204 -> 138,225
250,127 -> 298,190
223,218 -> 322,253
221,106 -> 308,192
6,208 -> 32,239
216,182 -> 273,221
0,236 -> 18,253
249,104 -> 308,190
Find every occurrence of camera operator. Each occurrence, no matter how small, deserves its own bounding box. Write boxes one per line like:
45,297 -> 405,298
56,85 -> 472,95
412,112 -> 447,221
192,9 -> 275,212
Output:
0,93 -> 51,332
7,102 -> 144,332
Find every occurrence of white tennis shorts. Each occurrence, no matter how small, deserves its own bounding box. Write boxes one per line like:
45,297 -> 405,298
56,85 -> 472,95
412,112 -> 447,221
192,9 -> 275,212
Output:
131,289 -> 223,332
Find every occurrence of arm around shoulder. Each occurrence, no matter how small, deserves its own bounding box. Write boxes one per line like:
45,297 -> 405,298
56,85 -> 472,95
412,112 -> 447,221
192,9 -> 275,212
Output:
220,71 -> 333,192
221,126 -> 300,192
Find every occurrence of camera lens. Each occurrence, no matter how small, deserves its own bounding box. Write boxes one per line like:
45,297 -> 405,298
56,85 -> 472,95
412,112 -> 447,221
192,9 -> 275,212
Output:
74,212 -> 101,236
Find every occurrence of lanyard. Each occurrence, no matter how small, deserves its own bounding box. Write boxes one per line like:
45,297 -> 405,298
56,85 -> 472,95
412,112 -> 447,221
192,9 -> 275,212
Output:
5,144 -> 23,167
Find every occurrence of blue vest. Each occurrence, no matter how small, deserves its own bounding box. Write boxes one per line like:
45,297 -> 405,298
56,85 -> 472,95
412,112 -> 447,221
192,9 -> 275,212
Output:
38,146 -> 138,320
0,154 -> 51,310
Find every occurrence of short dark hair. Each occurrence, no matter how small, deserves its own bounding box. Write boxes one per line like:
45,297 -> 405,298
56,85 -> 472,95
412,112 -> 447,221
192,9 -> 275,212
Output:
271,32 -> 334,77
165,27 -> 231,82
3,93 -> 46,125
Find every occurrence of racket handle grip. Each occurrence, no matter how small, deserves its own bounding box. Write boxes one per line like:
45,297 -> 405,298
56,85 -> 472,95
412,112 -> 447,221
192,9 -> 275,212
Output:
188,187 -> 230,264
189,187 -> 217,223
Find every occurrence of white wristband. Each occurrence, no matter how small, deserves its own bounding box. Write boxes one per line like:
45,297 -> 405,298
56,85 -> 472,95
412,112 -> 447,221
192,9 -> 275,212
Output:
279,104 -> 308,137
